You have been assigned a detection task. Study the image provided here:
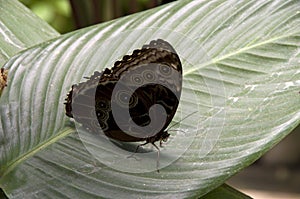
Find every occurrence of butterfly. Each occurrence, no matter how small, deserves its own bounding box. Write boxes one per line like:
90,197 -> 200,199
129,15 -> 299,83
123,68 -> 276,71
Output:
65,39 -> 182,171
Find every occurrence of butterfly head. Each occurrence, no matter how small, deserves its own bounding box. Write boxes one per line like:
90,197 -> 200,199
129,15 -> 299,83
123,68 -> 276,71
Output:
160,131 -> 170,143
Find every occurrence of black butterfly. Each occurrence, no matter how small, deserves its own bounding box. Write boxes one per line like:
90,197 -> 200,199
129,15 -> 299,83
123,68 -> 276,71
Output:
65,39 -> 182,171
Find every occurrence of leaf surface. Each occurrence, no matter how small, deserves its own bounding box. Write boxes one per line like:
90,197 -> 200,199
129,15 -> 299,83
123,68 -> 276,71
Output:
0,0 -> 299,198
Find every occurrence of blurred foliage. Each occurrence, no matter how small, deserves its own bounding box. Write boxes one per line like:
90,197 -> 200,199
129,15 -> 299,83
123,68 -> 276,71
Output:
19,0 -> 74,33
69,0 -> 163,28
19,0 -> 175,33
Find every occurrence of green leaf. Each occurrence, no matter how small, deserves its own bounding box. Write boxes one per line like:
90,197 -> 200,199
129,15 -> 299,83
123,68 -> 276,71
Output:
0,0 -> 59,66
0,0 -> 300,198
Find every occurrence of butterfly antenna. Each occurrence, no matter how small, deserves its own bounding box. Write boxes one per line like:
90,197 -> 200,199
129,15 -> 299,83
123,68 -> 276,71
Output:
167,129 -> 186,134
167,111 -> 197,130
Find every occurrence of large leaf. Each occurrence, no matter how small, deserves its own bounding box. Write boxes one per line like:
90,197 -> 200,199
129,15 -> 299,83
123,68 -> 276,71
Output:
0,0 -> 59,66
0,0 -> 300,198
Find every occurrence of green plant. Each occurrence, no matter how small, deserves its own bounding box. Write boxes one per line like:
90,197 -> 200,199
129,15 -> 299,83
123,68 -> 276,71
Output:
0,0 -> 299,198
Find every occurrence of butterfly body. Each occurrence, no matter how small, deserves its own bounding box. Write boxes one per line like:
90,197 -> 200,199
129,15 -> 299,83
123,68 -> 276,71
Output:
65,39 -> 182,153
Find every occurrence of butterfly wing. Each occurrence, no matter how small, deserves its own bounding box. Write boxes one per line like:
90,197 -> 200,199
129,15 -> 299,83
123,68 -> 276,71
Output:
65,39 -> 182,142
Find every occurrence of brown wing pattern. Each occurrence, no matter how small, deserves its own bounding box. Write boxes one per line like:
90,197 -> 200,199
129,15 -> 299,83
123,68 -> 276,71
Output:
65,39 -> 182,142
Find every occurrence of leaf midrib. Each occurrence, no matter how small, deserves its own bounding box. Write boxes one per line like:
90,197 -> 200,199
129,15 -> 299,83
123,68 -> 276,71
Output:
0,128 -> 74,181
183,32 -> 297,76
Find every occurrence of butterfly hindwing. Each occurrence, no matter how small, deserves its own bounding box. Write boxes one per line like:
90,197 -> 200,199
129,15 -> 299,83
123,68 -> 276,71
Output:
65,39 -> 182,142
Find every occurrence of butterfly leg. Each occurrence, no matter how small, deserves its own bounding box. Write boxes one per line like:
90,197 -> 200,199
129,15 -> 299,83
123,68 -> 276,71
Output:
127,141 -> 148,160
151,142 -> 160,173
134,141 -> 148,153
